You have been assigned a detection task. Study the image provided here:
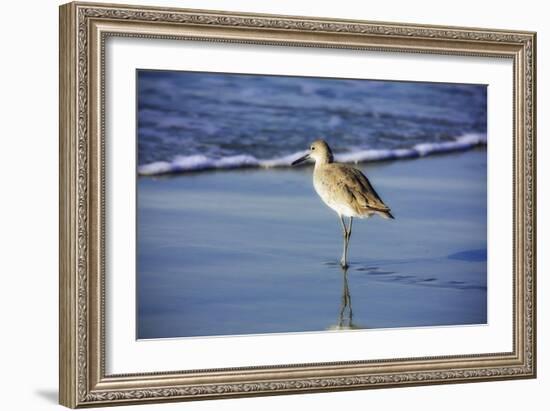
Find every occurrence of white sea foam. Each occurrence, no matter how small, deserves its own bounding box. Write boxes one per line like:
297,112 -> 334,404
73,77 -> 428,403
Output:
138,133 -> 487,176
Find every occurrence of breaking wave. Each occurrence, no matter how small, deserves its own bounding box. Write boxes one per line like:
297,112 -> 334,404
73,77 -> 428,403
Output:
138,133 -> 486,176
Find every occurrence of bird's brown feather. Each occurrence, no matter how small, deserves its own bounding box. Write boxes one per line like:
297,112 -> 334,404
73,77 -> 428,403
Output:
322,164 -> 394,218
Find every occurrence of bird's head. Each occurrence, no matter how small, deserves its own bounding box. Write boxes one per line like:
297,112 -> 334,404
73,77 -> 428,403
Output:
291,139 -> 334,166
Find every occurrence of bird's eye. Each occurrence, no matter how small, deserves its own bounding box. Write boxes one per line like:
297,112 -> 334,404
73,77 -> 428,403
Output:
311,146 -> 315,150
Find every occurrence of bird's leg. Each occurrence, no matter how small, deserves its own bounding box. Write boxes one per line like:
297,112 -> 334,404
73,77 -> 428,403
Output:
339,215 -> 350,268
343,217 -> 353,268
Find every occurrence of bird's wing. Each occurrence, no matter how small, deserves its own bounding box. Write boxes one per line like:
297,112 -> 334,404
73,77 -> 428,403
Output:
332,164 -> 391,212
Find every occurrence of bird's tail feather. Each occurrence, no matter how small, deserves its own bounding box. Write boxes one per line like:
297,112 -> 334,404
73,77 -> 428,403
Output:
376,210 -> 395,219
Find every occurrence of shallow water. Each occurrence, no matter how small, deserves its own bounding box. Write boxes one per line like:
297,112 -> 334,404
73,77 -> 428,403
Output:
137,149 -> 487,339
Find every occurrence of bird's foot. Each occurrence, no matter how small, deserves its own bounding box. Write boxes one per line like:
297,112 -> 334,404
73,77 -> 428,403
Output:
340,260 -> 349,269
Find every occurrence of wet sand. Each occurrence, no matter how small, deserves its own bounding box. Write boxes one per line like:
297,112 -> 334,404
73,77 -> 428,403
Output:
137,149 -> 487,339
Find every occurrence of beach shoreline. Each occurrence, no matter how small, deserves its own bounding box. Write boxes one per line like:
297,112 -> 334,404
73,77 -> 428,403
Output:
137,134 -> 487,176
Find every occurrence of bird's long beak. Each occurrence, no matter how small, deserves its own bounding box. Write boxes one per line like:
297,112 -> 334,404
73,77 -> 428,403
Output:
291,153 -> 310,166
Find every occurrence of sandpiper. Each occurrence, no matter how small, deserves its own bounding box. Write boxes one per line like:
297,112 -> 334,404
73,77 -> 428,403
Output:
292,139 -> 394,268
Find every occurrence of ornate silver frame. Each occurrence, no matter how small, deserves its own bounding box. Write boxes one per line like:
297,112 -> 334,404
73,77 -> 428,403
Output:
59,1 -> 536,408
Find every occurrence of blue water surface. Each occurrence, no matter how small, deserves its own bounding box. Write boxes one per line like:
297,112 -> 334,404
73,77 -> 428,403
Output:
137,70 -> 487,167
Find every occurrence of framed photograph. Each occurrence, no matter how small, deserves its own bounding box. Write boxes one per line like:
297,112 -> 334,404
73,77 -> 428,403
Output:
59,1 -> 537,408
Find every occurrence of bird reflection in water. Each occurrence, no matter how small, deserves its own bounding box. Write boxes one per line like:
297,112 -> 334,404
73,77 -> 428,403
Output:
328,267 -> 364,331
